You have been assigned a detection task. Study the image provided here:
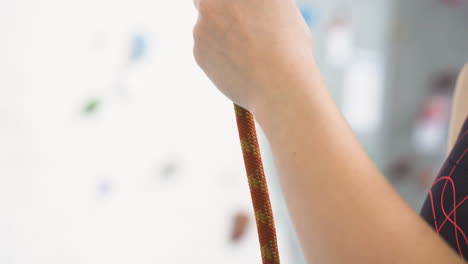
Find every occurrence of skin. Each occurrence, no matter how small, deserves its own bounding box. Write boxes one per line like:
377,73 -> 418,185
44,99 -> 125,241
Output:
193,0 -> 467,263
448,65 -> 468,153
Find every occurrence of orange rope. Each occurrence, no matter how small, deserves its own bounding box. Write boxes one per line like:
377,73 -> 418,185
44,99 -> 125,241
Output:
234,104 -> 280,264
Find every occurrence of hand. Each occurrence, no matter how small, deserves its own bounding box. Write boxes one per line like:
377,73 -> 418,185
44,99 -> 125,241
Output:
193,0 -> 314,112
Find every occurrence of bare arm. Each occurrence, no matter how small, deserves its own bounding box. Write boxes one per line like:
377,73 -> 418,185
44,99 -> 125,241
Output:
254,62 -> 464,264
448,64 -> 468,152
193,0 -> 465,263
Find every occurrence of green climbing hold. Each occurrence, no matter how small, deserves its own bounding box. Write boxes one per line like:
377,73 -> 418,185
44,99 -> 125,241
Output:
83,98 -> 100,115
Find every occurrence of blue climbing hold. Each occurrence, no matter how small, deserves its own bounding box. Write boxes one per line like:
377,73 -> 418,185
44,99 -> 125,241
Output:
131,33 -> 146,62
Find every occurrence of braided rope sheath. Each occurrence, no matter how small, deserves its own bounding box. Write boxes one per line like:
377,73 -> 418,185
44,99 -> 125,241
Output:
234,104 -> 280,264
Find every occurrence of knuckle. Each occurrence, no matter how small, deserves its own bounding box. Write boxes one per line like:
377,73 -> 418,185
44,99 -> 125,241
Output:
192,25 -> 204,46
192,23 -> 202,42
192,24 -> 199,42
192,26 -> 205,66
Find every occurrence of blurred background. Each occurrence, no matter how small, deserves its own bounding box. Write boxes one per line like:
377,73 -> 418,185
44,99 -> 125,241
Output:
0,0 -> 467,263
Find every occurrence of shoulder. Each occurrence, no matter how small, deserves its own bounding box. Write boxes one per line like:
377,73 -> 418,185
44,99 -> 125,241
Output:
447,64 -> 468,152
460,63 -> 468,86
460,64 -> 468,82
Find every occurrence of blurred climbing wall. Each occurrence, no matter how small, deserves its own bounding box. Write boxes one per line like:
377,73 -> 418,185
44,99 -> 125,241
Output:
382,0 -> 468,209
0,0 -> 297,263
295,0 -> 468,211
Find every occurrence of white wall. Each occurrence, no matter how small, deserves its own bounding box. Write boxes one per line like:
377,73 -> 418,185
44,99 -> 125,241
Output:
0,0 -> 296,263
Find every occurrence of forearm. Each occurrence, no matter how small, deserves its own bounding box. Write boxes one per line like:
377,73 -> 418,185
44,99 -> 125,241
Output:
254,61 -> 463,264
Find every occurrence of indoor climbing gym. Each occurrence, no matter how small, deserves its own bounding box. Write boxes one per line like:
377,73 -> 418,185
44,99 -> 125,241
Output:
0,0 -> 467,263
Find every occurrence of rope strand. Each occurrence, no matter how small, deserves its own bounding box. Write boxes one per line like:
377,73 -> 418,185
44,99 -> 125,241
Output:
234,104 -> 280,264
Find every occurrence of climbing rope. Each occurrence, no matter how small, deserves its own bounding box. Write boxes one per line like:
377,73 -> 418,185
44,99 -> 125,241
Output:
234,104 -> 280,264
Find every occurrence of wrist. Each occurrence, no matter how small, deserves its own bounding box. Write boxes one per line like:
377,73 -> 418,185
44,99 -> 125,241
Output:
251,59 -> 328,131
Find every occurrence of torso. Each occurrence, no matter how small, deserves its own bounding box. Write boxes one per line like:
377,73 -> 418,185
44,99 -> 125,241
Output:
421,117 -> 468,259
